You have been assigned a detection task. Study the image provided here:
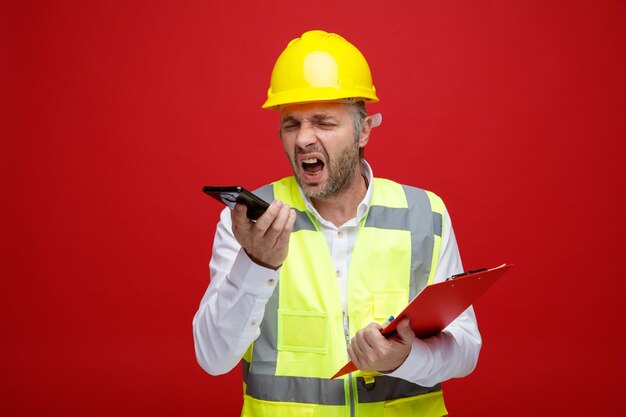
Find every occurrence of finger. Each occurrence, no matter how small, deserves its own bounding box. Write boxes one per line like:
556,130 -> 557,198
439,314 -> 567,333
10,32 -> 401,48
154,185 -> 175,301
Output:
353,330 -> 374,357
251,200 -> 283,236
231,203 -> 251,230
264,204 -> 292,241
362,323 -> 386,350
347,344 -> 363,369
350,334 -> 363,358
347,344 -> 358,368
350,333 -> 370,368
348,344 -> 365,370
395,318 -> 415,343
274,209 -> 297,248
285,208 -> 297,233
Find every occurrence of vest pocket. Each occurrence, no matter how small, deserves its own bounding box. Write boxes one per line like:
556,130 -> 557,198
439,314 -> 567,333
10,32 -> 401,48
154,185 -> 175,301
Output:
373,289 -> 409,321
243,395 -> 315,417
383,390 -> 447,417
277,310 -> 328,354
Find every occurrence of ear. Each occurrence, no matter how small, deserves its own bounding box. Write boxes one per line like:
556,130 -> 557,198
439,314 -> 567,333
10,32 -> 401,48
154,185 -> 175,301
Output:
357,116 -> 373,148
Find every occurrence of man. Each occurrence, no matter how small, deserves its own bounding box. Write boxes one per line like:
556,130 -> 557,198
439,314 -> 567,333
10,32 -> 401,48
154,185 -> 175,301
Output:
193,30 -> 481,416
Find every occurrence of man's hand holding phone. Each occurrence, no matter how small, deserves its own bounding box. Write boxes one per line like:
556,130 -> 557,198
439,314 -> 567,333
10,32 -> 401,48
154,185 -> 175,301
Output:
230,200 -> 297,270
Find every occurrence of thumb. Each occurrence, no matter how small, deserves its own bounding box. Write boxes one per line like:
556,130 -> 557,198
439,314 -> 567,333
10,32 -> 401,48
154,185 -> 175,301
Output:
396,318 -> 415,343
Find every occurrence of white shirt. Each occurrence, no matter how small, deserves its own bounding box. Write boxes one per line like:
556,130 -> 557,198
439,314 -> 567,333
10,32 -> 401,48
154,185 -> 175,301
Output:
193,161 -> 482,387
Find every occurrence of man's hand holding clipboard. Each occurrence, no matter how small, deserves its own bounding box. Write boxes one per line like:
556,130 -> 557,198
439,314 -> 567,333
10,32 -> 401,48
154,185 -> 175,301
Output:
332,263 -> 513,379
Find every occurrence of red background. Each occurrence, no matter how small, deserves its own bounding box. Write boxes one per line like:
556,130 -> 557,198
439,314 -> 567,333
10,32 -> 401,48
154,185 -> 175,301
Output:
2,1 -> 625,415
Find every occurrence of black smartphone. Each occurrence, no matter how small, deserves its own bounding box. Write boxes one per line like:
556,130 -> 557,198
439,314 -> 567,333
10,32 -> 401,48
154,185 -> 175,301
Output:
202,186 -> 270,221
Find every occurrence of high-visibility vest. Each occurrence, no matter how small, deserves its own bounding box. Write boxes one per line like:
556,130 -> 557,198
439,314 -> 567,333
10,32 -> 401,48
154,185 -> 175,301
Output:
241,176 -> 448,417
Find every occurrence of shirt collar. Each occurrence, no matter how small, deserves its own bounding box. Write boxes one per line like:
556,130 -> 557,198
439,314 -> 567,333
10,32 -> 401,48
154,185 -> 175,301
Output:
298,160 -> 374,229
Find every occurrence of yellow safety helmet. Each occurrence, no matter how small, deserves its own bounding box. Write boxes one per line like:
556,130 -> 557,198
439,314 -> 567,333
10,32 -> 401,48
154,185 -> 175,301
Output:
262,30 -> 379,109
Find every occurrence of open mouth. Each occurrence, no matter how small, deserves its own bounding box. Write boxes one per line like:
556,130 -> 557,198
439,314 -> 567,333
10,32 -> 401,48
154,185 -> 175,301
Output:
301,157 -> 325,176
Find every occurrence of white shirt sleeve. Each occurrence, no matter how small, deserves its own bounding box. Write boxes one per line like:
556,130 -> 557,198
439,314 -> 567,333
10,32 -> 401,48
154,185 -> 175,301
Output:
192,207 -> 279,375
387,208 -> 483,386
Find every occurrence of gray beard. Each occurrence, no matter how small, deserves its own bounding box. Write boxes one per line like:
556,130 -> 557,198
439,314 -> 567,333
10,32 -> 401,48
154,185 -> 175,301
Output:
292,143 -> 360,200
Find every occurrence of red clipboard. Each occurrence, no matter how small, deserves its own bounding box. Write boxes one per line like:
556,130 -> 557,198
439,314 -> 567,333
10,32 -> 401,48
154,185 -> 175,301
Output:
331,263 -> 513,379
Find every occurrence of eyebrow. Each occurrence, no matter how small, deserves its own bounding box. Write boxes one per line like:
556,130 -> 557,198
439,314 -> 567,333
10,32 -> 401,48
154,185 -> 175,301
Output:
312,114 -> 339,123
281,115 -> 299,125
281,114 -> 340,125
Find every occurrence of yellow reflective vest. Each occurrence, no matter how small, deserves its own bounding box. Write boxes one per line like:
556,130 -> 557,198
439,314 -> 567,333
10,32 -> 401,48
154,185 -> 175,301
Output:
242,176 -> 448,417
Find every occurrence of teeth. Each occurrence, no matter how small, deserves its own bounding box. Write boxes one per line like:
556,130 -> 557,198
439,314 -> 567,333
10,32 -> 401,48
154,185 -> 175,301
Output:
302,158 -> 318,164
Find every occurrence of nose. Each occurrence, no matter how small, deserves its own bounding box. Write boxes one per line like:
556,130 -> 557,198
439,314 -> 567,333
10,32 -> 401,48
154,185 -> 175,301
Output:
295,122 -> 318,149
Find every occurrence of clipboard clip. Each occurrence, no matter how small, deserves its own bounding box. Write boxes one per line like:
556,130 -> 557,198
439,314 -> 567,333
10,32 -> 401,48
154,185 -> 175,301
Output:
446,268 -> 488,281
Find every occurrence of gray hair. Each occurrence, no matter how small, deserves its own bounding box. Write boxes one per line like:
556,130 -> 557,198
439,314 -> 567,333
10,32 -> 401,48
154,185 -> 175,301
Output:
346,101 -> 368,159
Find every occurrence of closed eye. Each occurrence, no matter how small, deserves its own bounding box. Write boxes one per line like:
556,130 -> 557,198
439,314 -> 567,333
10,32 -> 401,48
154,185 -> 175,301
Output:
312,115 -> 339,129
281,116 -> 300,131
316,121 -> 337,129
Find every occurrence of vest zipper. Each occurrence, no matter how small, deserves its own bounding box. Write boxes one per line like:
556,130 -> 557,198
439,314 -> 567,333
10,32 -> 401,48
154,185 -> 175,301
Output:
344,325 -> 356,417
348,373 -> 356,417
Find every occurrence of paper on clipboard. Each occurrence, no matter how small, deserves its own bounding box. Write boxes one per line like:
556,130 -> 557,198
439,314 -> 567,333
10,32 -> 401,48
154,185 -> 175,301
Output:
331,263 -> 513,379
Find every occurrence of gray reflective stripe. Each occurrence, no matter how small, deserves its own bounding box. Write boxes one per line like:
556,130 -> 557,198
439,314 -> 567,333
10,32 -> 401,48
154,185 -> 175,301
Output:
406,186 -> 435,299
356,376 -> 441,403
432,211 -> 442,237
253,184 -> 275,204
243,184 -> 280,376
250,281 -> 280,375
245,372 -> 346,405
293,209 -> 316,232
364,206 -> 410,230
244,364 -> 438,406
